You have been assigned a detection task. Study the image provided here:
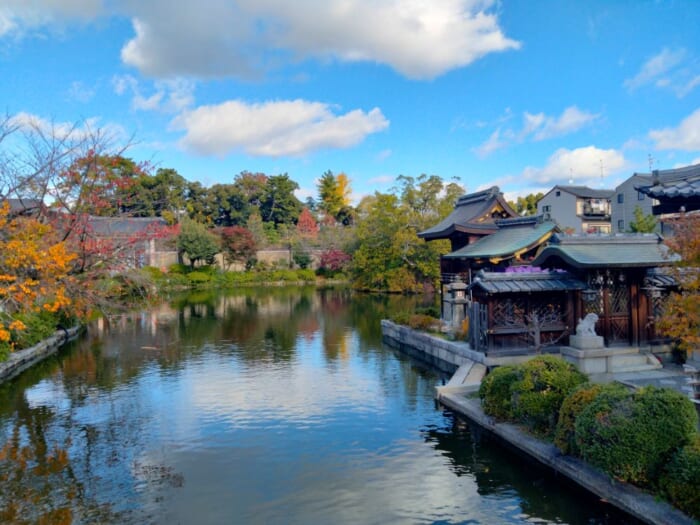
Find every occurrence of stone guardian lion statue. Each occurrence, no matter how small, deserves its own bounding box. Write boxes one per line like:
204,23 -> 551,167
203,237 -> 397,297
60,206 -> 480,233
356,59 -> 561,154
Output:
576,313 -> 599,336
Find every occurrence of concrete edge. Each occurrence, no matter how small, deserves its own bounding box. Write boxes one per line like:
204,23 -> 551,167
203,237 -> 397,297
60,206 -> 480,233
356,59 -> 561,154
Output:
437,392 -> 695,525
0,326 -> 82,384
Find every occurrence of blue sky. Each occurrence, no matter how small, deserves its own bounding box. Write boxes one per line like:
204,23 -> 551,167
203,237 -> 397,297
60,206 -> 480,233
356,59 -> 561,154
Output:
1,0 -> 699,203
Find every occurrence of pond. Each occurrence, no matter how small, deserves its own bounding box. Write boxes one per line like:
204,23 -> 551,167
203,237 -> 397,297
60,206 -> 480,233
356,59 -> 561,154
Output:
0,287 -> 641,524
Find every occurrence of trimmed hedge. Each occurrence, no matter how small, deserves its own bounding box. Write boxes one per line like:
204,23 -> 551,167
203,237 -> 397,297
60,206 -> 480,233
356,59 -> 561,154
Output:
661,435 -> 700,519
478,365 -> 520,420
575,386 -> 698,487
554,382 -> 625,456
479,356 -> 586,435
511,355 -> 587,436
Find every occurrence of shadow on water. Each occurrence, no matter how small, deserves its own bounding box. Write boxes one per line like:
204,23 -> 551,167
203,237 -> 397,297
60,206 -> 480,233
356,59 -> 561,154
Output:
0,287 -> 646,524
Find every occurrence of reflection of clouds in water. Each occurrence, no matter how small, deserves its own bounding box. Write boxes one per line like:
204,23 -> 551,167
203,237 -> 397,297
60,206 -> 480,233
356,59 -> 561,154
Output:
187,346 -> 385,430
157,433 -> 524,525
25,379 -> 71,413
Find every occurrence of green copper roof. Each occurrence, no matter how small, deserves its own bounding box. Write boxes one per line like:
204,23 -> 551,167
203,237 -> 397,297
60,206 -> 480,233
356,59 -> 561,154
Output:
531,233 -> 675,269
470,270 -> 585,294
443,220 -> 556,261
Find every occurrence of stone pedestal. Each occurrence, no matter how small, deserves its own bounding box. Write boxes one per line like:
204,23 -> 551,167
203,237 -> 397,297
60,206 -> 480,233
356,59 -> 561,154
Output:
568,334 -> 604,350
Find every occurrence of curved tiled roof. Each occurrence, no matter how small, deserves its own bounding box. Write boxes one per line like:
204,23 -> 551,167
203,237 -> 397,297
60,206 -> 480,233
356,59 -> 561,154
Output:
443,219 -> 556,262
469,270 -> 585,294
636,163 -> 700,200
418,186 -> 517,240
531,233 -> 675,268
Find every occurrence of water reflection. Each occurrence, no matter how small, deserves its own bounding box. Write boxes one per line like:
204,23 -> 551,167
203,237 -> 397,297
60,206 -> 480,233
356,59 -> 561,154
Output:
0,288 -> 641,524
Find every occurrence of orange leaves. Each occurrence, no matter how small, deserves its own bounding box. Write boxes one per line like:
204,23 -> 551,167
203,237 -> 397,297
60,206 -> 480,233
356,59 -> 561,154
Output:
0,202 -> 78,349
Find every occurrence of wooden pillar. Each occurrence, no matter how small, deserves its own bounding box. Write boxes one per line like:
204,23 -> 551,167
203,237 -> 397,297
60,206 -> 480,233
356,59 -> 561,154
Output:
630,281 -> 639,346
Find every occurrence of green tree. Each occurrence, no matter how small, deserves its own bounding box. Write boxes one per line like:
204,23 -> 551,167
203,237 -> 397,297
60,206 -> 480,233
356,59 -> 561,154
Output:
246,210 -> 267,249
177,218 -> 220,268
351,174 -> 461,293
628,205 -> 657,233
317,170 -> 352,223
260,174 -> 302,225
508,192 -> 544,216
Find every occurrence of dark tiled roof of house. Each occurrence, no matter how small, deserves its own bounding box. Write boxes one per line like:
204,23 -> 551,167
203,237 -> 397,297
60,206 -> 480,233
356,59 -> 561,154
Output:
550,185 -> 614,199
6,198 -> 42,213
636,163 -> 700,199
418,186 -> 517,240
531,233 -> 675,268
443,219 -> 556,260
469,270 -> 585,294
87,216 -> 169,236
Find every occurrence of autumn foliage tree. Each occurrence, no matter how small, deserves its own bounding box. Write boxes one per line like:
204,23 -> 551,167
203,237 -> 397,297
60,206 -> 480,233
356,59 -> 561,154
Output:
219,226 -> 257,269
657,212 -> 700,360
0,202 -> 75,356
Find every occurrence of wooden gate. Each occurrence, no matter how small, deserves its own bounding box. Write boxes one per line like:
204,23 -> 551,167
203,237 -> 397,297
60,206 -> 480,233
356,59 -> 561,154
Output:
582,271 -> 630,346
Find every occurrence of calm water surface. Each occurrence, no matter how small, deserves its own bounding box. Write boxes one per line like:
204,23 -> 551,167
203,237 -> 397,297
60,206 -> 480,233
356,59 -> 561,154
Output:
0,288 -> 640,524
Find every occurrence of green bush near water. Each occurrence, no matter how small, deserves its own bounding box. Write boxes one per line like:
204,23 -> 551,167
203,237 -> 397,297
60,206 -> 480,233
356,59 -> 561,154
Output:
661,435 -> 700,519
478,365 -> 520,420
574,386 -> 698,487
554,382 -> 626,456
478,356 -> 586,436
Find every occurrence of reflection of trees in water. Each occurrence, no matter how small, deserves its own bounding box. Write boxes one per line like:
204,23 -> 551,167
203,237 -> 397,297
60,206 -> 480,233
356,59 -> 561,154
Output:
422,413 -> 643,525
0,400 -> 121,523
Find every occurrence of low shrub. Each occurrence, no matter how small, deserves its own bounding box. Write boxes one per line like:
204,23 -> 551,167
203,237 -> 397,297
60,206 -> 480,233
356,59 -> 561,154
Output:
575,386 -> 698,486
661,435 -> 700,519
296,269 -> 316,282
479,365 -> 520,420
554,382 -> 626,455
415,306 -> 440,319
168,263 -> 189,274
187,271 -> 212,284
510,355 -> 587,436
12,311 -> 60,350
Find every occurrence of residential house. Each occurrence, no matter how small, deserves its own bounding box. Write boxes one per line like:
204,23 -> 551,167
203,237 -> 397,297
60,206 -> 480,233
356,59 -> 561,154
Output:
537,185 -> 614,234
636,162 -> 700,216
611,174 -> 656,233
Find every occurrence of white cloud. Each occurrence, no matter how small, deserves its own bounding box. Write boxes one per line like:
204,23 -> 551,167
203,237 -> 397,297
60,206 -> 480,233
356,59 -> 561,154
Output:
368,174 -> 395,185
0,0 -> 103,38
474,106 -> 599,157
67,81 -> 95,103
118,0 -> 519,80
171,99 -> 389,157
532,106 -> 600,140
625,48 -> 686,90
8,112 -> 126,143
473,128 -> 511,157
486,146 -> 627,192
521,146 -> 626,186
649,108 -> 700,151
624,47 -> 700,98
112,74 -> 194,113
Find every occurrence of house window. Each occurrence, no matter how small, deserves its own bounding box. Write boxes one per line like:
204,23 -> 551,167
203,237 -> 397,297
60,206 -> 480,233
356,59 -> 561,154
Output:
542,205 -> 551,212
617,193 -> 624,203
618,219 -> 625,231
638,191 -> 645,200
555,190 -> 561,197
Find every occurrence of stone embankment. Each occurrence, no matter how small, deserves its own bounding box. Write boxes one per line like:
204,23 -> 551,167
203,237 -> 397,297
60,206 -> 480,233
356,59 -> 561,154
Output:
0,326 -> 81,383
380,320 -> 695,525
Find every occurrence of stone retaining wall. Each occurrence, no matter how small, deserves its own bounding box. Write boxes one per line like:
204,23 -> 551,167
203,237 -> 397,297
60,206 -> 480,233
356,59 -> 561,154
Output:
0,326 -> 81,384
381,320 -> 483,373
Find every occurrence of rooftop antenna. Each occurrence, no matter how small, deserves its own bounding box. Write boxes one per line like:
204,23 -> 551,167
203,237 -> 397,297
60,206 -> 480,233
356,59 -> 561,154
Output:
568,168 -> 574,185
648,153 -> 655,172
599,159 -> 605,187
